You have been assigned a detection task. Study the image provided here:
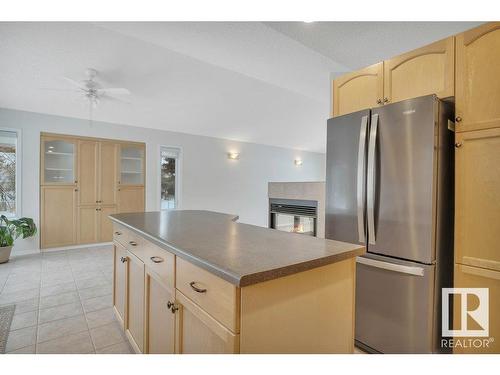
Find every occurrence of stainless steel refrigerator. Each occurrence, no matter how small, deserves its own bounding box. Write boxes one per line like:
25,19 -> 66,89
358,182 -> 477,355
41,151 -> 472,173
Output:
325,95 -> 454,353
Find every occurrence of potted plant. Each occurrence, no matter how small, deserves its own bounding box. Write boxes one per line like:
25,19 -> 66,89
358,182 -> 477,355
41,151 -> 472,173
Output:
0,215 -> 37,263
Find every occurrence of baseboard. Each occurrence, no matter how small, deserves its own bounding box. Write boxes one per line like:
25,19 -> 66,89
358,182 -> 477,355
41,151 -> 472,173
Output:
41,242 -> 113,253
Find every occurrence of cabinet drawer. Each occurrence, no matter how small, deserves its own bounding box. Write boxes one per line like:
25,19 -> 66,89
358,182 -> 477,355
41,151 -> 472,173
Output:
137,242 -> 175,290
176,257 -> 240,333
113,224 -> 132,247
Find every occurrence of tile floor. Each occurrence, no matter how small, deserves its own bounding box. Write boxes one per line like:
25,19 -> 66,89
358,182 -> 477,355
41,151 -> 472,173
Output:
0,245 -> 133,354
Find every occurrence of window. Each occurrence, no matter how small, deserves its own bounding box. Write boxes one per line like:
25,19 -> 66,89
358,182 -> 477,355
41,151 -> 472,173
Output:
0,130 -> 19,217
160,147 -> 181,210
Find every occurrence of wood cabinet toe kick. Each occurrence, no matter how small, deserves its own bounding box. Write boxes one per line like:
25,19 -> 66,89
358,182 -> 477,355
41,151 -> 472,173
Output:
111,219 -> 360,354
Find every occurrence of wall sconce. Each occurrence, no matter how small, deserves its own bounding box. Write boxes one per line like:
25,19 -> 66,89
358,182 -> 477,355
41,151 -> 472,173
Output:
294,158 -> 303,166
227,152 -> 240,160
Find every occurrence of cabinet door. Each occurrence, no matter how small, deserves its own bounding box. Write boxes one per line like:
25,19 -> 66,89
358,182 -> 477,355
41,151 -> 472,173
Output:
456,23 -> 500,132
99,205 -> 117,242
119,144 -> 145,186
78,140 -> 99,205
384,36 -> 454,104
145,269 -> 175,354
99,142 -> 118,205
113,242 -> 127,329
455,128 -> 500,272
453,264 -> 500,354
40,186 -> 76,248
118,186 -> 145,213
126,251 -> 145,353
77,206 -> 99,244
174,291 -> 239,354
41,136 -> 77,185
332,62 -> 383,117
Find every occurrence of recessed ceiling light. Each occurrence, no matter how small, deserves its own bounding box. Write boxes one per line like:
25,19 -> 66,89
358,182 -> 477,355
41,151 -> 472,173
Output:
294,158 -> 303,166
303,21 -> 315,23
227,152 -> 240,160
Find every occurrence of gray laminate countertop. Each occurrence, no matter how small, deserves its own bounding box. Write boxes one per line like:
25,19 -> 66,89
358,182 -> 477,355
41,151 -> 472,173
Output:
109,210 -> 365,287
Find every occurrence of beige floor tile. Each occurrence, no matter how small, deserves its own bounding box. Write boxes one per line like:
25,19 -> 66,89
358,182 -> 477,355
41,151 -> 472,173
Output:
85,307 -> 117,329
39,291 -> 80,309
89,322 -> 126,349
1,297 -> 39,314
75,276 -> 108,290
40,281 -> 77,297
6,344 -> 36,354
39,301 -> 83,324
0,288 -> 39,305
96,341 -> 133,354
10,310 -> 38,331
6,326 -> 37,352
37,330 -> 94,354
78,284 -> 112,300
81,294 -> 112,313
37,314 -> 88,343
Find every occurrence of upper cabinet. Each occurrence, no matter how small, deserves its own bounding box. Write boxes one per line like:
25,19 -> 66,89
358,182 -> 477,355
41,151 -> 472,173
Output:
384,36 -> 454,104
41,136 -> 77,185
332,62 -> 383,117
455,22 -> 500,132
119,144 -> 145,186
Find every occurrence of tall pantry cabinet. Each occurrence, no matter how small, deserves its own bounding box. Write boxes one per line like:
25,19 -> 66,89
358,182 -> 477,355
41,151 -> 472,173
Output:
453,22 -> 500,354
40,133 -> 145,249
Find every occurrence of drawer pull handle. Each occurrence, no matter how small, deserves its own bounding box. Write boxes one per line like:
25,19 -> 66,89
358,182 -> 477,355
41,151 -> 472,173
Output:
150,256 -> 164,264
114,231 -> 122,236
189,281 -> 207,293
120,257 -> 128,263
129,241 -> 137,246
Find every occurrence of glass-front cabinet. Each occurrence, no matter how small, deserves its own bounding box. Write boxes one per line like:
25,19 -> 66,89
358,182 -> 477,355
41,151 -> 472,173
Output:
120,144 -> 144,185
42,138 -> 76,184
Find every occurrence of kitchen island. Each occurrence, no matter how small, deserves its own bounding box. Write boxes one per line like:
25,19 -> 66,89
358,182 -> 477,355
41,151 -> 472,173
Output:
110,210 -> 365,354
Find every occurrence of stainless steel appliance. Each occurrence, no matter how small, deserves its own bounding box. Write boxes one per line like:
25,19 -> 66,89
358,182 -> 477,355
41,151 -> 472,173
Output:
269,198 -> 318,237
325,95 -> 454,353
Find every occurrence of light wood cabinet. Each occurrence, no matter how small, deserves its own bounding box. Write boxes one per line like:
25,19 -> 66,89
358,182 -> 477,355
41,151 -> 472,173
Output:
77,206 -> 99,244
125,251 -> 145,353
456,23 -> 500,132
145,268 -> 175,354
455,128 -> 500,272
384,36 -> 454,104
175,290 -> 239,354
113,242 -> 127,329
118,186 -> 145,214
332,62 -> 383,117
41,133 -> 145,249
40,186 -> 77,248
454,264 -> 500,354
77,140 -> 98,206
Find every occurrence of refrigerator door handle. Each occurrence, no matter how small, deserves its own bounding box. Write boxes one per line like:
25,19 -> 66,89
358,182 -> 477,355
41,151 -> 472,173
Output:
356,115 -> 369,243
356,256 -> 425,277
367,113 -> 378,245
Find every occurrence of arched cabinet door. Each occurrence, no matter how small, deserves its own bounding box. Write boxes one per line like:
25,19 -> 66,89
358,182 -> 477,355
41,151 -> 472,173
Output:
456,22 -> 500,132
332,62 -> 383,117
383,36 -> 454,104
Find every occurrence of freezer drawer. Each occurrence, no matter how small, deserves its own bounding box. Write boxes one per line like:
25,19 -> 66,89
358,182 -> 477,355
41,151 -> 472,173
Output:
355,254 -> 436,353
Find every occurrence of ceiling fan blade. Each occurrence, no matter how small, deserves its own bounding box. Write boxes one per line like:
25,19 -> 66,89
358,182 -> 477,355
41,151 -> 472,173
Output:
102,94 -> 131,104
62,76 -> 86,89
97,87 -> 131,96
40,87 -> 80,92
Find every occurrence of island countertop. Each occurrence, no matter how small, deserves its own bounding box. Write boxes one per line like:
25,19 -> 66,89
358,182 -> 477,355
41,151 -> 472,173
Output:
109,210 -> 365,287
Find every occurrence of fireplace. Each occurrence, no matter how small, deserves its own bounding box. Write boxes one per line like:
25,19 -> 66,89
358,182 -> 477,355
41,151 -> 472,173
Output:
269,198 -> 318,237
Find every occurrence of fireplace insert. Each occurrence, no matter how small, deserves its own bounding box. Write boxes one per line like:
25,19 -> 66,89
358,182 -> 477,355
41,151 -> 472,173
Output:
269,198 -> 318,237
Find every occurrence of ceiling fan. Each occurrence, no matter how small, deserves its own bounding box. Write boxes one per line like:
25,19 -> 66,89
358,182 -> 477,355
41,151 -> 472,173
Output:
44,68 -> 131,107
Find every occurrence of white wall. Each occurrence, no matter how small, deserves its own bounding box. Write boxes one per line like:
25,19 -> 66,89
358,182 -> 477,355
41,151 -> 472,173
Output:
0,108 -> 326,254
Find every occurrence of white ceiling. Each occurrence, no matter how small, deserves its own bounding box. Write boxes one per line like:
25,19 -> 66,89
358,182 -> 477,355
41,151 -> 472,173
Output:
0,22 -> 481,152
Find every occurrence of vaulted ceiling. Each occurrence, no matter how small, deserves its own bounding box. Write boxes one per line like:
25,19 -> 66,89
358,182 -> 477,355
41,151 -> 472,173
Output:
0,22 -> 480,152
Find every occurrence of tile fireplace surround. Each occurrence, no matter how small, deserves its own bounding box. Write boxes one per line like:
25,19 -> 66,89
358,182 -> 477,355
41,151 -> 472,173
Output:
268,181 -> 326,238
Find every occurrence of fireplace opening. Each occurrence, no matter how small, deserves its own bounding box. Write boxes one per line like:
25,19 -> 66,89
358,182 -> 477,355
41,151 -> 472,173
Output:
269,198 -> 318,237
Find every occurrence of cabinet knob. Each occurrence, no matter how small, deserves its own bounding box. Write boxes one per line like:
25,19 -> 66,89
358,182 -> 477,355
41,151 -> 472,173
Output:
150,256 -> 164,264
189,281 -> 207,293
129,241 -> 137,246
455,142 -> 463,148
74,188 -> 78,192
376,99 -> 382,104
114,231 -> 122,236
383,97 -> 390,103
120,257 -> 127,263
455,116 -> 462,123
167,301 -> 178,313
74,180 -> 78,184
